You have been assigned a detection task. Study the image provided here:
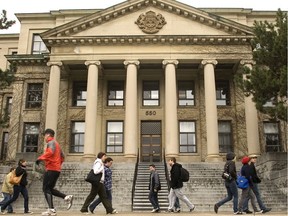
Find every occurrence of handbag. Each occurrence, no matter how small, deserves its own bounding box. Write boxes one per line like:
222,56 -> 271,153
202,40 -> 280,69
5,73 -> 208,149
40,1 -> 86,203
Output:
9,170 -> 23,185
221,164 -> 233,181
85,169 -> 102,184
237,175 -> 249,189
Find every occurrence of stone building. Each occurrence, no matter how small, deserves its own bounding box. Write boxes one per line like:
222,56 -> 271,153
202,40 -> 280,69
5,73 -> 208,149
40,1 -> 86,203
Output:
0,0 -> 286,164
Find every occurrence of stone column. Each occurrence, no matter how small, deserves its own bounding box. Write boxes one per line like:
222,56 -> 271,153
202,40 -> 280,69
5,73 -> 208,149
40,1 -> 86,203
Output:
201,60 -> 221,162
124,60 -> 139,160
163,60 -> 179,157
45,62 -> 62,135
83,61 -> 101,161
240,60 -> 260,156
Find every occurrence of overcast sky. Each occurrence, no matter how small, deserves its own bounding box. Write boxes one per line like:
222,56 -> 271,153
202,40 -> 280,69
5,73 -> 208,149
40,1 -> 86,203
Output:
1,0 -> 287,34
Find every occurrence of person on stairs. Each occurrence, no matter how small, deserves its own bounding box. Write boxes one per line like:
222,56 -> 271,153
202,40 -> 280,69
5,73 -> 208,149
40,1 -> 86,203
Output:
148,164 -> 161,213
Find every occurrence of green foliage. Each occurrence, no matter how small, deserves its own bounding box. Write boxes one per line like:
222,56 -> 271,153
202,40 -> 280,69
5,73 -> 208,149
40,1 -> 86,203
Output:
236,9 -> 287,122
0,10 -> 16,29
0,63 -> 16,90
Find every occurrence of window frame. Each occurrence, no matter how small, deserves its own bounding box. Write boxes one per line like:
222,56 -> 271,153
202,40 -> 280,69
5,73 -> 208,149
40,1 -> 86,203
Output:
70,121 -> 85,153
216,80 -> 230,106
22,123 -> 40,153
178,80 -> 195,106
106,121 -> 124,153
263,122 -> 281,152
72,82 -> 87,107
26,83 -> 43,109
218,121 -> 233,153
179,121 -> 197,153
142,81 -> 160,106
107,81 -> 125,106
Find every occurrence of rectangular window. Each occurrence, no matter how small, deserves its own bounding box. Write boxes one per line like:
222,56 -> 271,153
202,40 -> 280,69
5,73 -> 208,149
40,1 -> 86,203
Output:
216,81 -> 230,106
32,34 -> 49,54
26,83 -> 43,108
106,121 -> 123,153
178,81 -> 195,106
73,82 -> 87,107
6,97 -> 12,116
70,122 -> 85,153
108,81 -> 124,106
23,123 -> 40,152
264,122 -> 281,152
179,121 -> 196,153
1,132 -> 9,160
218,121 -> 233,153
143,81 -> 159,106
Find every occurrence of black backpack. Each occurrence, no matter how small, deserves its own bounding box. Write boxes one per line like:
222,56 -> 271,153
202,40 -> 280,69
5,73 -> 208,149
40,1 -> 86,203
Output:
180,167 -> 189,182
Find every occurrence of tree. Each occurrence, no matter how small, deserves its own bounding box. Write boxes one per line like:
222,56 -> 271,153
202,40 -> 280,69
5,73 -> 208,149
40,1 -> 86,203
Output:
236,9 -> 287,122
0,10 -> 16,29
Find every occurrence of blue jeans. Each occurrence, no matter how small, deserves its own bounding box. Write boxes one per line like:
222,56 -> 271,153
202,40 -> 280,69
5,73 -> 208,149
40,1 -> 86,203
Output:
216,180 -> 238,213
251,183 -> 267,210
0,193 -> 13,213
148,190 -> 159,210
89,189 -> 112,212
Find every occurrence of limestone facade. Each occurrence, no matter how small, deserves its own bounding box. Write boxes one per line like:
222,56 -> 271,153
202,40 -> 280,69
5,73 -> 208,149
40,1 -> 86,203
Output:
0,0 -> 286,163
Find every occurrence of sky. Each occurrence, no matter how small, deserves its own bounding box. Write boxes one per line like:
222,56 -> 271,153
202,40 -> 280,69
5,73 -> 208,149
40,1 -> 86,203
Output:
1,0 -> 287,34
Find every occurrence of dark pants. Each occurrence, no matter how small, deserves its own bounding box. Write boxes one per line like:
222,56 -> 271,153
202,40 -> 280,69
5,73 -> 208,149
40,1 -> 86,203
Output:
174,197 -> 180,209
43,171 -> 66,209
216,180 -> 239,213
89,189 -> 112,212
250,183 -> 267,210
81,183 -> 113,214
0,192 -> 13,213
1,185 -> 29,213
149,190 -> 159,210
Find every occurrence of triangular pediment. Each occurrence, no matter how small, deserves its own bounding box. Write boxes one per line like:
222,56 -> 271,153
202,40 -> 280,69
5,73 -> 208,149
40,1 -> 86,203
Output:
41,0 -> 254,46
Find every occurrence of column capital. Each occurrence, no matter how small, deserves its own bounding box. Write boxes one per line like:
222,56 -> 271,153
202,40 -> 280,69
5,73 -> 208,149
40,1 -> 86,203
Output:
201,59 -> 218,67
162,60 -> 179,68
47,61 -> 62,67
240,59 -> 256,66
124,60 -> 140,68
85,60 -> 101,67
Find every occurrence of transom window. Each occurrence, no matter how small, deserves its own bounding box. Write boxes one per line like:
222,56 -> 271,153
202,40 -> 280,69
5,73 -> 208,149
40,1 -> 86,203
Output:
32,34 -> 49,54
179,121 -> 196,153
218,121 -> 233,153
108,81 -> 124,106
106,121 -> 123,153
264,122 -> 281,152
70,122 -> 85,153
23,123 -> 40,152
178,81 -> 195,106
216,81 -> 230,106
73,82 -> 87,107
143,81 -> 159,106
26,83 -> 43,109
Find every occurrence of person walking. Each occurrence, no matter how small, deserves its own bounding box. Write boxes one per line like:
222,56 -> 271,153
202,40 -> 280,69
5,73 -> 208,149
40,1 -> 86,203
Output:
248,155 -> 272,214
88,157 -> 114,213
0,167 -> 15,213
36,128 -> 73,216
148,164 -> 161,213
167,157 -> 195,213
0,159 -> 33,214
80,152 -> 117,214
214,152 -> 241,215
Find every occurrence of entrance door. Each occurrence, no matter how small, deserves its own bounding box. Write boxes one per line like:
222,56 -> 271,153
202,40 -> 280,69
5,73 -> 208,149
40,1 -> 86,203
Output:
141,121 -> 162,162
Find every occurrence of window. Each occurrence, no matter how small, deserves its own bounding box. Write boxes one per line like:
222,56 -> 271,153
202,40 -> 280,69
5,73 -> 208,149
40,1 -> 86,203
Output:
106,121 -> 123,153
6,97 -> 12,116
264,122 -> 281,152
23,123 -> 40,152
32,34 -> 49,54
218,121 -> 233,153
179,121 -> 196,153
1,132 -> 9,160
70,122 -> 85,153
108,81 -> 124,106
143,81 -> 159,106
216,81 -> 230,106
73,82 -> 87,106
178,81 -> 195,106
26,83 -> 43,108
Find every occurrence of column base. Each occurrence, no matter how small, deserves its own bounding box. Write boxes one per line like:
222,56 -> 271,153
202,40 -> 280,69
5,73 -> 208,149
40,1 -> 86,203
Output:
205,154 -> 223,162
81,154 -> 96,163
124,154 -> 137,163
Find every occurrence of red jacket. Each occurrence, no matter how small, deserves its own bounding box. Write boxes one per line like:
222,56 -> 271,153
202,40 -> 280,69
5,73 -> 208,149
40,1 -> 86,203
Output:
38,137 -> 64,172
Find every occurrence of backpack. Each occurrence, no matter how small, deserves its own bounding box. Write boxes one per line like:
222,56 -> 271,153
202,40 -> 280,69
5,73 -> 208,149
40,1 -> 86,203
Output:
236,168 -> 249,189
180,167 -> 189,182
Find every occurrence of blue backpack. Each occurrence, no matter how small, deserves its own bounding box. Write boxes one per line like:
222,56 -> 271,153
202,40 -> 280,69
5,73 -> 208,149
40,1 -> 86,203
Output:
237,168 -> 249,189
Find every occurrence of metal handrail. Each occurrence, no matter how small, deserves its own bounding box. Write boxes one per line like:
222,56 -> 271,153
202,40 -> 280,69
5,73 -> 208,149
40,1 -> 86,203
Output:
131,148 -> 140,211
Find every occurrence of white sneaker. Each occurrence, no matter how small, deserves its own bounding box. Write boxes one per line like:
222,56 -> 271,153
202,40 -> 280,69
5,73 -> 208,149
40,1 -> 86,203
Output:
41,209 -> 56,216
64,195 -> 73,210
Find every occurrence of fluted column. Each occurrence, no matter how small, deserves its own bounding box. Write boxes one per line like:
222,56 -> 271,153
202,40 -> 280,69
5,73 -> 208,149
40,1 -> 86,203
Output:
163,60 -> 179,157
45,61 -> 62,135
240,60 -> 260,156
202,60 -> 221,162
83,61 -> 101,160
124,60 -> 139,160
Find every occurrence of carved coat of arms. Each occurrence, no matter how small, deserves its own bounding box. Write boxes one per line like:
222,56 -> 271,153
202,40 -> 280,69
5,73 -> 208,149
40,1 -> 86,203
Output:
135,11 -> 166,34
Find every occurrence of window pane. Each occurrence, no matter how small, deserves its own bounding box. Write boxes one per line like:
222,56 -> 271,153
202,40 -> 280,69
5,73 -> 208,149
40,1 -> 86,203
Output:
108,122 -> 123,132
70,121 -> 85,153
264,123 -> 278,133
180,122 -> 195,132
23,123 -> 40,152
26,83 -> 43,108
73,122 -> 85,133
73,82 -> 87,107
218,121 -> 232,153
106,121 -> 123,153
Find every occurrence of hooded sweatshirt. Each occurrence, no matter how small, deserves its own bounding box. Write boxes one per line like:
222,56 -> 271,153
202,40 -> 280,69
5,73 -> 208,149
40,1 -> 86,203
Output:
170,163 -> 183,189
224,152 -> 237,181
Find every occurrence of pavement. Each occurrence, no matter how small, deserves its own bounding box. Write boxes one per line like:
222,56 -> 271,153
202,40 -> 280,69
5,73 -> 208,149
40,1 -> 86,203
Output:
4,211 -> 287,216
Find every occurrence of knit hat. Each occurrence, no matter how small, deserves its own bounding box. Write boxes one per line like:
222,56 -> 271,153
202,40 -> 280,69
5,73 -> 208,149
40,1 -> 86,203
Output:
241,156 -> 250,164
226,152 -> 236,161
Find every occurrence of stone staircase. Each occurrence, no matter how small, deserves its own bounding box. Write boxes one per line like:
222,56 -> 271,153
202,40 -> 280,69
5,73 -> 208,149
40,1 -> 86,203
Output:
132,162 -> 169,212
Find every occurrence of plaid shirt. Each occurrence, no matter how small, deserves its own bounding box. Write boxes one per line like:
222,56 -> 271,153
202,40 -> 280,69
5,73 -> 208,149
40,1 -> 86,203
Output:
104,166 -> 112,191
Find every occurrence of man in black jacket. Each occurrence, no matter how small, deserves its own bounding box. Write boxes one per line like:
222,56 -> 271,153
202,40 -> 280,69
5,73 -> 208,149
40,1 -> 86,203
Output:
167,157 -> 195,212
148,164 -> 161,213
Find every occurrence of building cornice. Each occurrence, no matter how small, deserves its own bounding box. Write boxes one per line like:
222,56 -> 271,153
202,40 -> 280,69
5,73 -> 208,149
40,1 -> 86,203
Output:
5,54 -> 49,66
